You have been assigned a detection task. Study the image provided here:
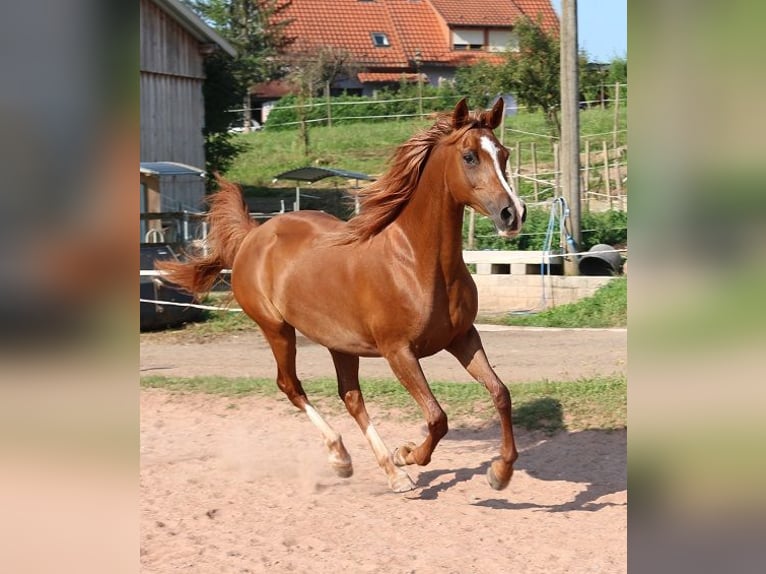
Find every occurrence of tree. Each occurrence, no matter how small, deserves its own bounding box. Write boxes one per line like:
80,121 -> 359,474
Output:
500,17 -> 561,135
578,55 -> 628,109
579,55 -> 609,107
286,47 -> 357,98
200,50 -> 248,189
608,56 -> 627,86
454,61 -> 506,109
285,47 -> 358,156
186,0 -> 294,129
183,0 -> 294,189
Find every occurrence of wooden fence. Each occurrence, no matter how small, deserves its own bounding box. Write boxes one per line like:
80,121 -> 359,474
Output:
508,139 -> 627,210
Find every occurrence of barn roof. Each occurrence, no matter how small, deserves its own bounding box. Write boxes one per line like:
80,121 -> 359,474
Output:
152,0 -> 236,57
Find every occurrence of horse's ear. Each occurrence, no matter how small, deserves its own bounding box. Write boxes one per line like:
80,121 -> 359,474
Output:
484,97 -> 505,129
452,98 -> 470,128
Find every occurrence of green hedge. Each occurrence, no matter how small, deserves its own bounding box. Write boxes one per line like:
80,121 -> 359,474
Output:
264,83 -> 461,129
464,207 -> 627,251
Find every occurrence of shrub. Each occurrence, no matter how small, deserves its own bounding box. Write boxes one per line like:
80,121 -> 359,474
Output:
264,84 -> 460,129
464,207 -> 627,251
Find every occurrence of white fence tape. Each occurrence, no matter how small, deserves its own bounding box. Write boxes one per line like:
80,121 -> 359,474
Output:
141,249 -> 625,312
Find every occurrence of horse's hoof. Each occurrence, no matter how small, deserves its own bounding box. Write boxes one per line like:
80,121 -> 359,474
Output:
486,463 -> 513,491
392,442 -> 417,466
332,462 -> 354,478
389,471 -> 416,493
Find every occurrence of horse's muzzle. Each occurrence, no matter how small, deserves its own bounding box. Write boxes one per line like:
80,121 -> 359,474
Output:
494,202 -> 526,238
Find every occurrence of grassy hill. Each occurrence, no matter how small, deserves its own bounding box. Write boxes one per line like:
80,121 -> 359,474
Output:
224,106 -> 627,190
222,105 -> 628,243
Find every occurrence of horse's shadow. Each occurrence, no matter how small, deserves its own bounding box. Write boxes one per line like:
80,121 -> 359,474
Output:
413,398 -> 627,512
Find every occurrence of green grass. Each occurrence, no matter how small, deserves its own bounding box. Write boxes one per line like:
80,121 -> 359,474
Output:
495,276 -> 627,328
505,105 -> 627,165
141,374 -> 626,433
225,106 -> 627,187
226,118 -> 431,186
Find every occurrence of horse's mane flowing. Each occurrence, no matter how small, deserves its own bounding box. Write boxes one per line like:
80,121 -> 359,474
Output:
330,110 -> 486,245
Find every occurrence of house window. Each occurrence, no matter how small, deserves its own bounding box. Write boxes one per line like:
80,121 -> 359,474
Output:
452,28 -> 484,51
488,29 -> 518,52
371,32 -> 390,47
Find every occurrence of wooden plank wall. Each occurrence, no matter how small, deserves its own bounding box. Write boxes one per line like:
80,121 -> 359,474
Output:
140,0 -> 207,210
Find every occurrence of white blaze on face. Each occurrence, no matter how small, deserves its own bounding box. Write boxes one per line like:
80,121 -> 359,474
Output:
479,135 -> 525,221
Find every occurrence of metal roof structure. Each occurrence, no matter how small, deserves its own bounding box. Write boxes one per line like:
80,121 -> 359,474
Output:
273,166 -> 374,183
140,162 -> 206,177
273,166 -> 373,211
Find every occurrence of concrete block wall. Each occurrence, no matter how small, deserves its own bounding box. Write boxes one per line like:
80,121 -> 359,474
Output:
472,274 -> 615,315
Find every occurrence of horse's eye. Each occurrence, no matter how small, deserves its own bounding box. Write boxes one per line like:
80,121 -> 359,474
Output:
462,151 -> 477,165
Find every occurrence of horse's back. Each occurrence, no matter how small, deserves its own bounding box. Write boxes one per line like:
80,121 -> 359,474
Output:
233,210 -> 343,280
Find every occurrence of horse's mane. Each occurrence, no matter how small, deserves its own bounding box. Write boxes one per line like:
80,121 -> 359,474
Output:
329,109 -> 488,245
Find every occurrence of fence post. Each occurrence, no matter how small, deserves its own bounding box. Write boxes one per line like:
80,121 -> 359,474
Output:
553,141 -> 560,197
583,139 -> 591,210
530,141 -> 539,201
326,80 -> 332,128
417,74 -> 424,118
602,140 -> 612,209
612,82 -> 621,148
613,150 -> 624,210
514,143 -> 521,199
499,109 -> 506,145
467,207 -> 476,249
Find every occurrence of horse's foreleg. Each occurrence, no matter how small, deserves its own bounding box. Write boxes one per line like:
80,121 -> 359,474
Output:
262,322 -> 352,478
330,351 -> 414,492
383,347 -> 448,468
447,326 -> 518,490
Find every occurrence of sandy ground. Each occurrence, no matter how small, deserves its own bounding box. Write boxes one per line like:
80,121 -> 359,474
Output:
140,325 -> 627,573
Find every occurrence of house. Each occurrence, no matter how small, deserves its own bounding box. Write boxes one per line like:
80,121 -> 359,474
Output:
252,0 -> 558,118
140,0 -> 235,240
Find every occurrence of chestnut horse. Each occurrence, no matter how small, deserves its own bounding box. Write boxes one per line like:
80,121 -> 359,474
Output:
159,98 -> 526,492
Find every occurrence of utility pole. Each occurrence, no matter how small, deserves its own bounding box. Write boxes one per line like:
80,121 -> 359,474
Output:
414,50 -> 424,118
560,0 -> 581,275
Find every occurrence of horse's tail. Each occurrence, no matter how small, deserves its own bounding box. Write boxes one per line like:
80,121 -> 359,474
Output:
156,176 -> 256,297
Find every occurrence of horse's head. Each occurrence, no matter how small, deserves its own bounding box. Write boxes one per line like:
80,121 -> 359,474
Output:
447,98 -> 526,238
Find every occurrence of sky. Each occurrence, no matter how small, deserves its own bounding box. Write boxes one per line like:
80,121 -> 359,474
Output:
549,0 -> 627,63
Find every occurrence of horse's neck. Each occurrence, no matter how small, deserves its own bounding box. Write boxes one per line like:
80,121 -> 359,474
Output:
391,167 -> 465,271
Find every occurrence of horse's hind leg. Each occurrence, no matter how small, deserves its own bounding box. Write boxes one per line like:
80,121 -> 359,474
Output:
330,350 -> 415,493
447,326 -> 518,490
260,321 -> 353,478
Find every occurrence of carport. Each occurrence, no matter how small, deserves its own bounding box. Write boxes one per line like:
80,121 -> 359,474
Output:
272,166 -> 373,212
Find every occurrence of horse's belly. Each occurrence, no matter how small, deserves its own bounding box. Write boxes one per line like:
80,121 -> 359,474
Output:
292,317 -> 382,357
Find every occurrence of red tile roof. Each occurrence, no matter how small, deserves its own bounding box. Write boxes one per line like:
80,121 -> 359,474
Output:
250,80 -> 292,98
277,0 -> 558,79
357,71 -> 427,83
280,0 -> 409,67
428,0 -> 524,27
427,0 -> 558,32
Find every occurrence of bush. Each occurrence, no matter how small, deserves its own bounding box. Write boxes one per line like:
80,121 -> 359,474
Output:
464,207 -> 627,251
264,84 -> 460,129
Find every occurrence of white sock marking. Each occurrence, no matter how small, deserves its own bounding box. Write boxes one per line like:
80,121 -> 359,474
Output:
364,423 -> 391,461
305,403 -> 340,444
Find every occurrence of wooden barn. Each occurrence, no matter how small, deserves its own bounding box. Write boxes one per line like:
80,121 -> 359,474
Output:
140,0 -> 235,241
